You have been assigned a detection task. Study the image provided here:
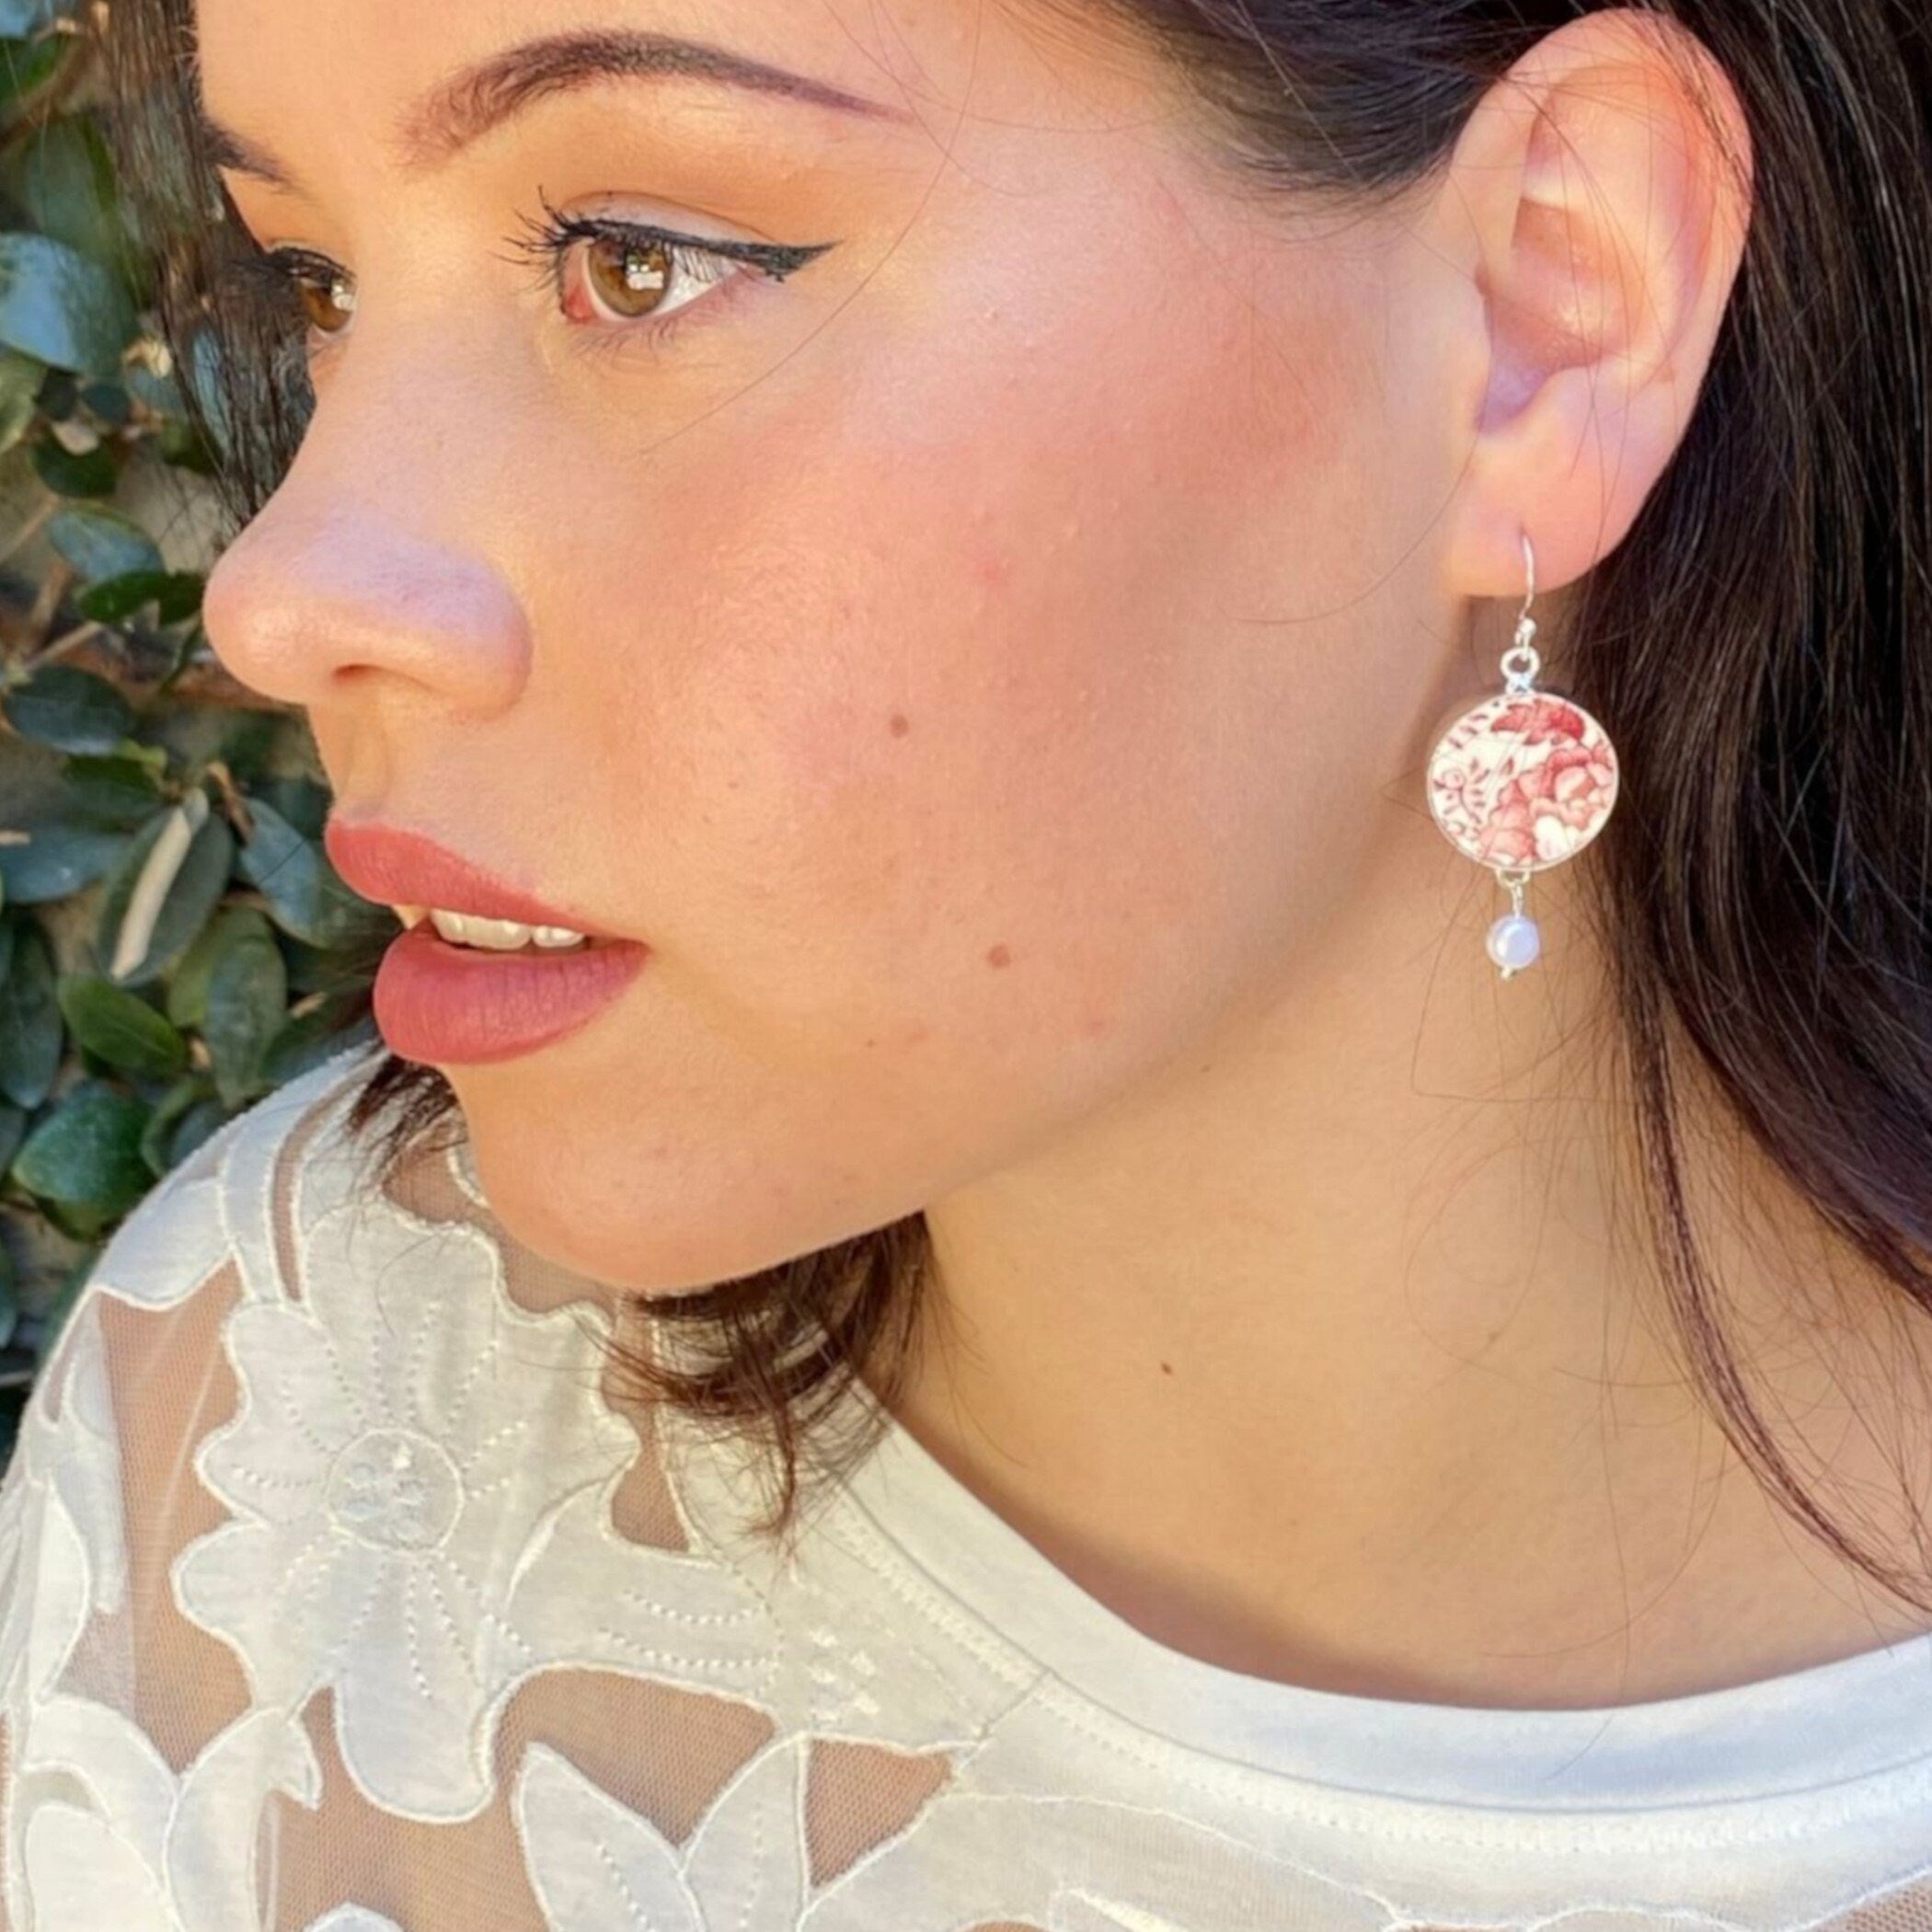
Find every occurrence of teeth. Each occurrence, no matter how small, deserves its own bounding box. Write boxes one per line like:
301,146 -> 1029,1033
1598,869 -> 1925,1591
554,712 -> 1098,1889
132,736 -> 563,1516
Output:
419,907 -> 590,951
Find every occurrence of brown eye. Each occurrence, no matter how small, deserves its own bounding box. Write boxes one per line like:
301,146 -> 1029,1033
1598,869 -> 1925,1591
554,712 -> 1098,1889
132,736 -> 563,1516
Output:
514,203 -> 786,339
295,272 -> 356,336
582,236 -> 673,320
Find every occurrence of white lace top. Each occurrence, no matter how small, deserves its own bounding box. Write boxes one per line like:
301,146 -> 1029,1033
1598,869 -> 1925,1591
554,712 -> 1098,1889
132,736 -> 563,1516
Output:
6,1040 -> 1932,1932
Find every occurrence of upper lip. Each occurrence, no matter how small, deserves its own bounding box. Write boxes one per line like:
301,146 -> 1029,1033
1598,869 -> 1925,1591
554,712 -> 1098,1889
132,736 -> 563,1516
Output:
324,817 -> 627,937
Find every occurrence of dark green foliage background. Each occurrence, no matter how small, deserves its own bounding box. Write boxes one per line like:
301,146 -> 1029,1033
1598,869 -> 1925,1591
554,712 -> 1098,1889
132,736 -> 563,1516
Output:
0,0 -> 392,1465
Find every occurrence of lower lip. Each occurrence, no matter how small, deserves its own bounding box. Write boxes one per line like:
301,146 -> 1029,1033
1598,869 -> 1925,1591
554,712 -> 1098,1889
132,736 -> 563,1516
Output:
374,923 -> 650,1065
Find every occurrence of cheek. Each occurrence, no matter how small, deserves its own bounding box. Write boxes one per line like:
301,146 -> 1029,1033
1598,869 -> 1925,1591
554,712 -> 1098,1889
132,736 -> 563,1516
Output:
448,179 -> 1401,1294
615,313 -> 1361,1075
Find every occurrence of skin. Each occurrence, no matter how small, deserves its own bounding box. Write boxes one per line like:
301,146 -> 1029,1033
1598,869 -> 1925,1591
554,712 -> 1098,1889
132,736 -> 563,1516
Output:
199,0 -> 1932,1709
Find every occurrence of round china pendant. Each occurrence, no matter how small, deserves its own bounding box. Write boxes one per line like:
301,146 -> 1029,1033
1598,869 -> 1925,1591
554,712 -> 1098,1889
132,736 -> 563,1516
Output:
1425,690 -> 1620,874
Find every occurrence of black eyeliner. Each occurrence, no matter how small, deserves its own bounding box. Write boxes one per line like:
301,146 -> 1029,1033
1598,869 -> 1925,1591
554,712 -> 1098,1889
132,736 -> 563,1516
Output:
507,185 -> 836,283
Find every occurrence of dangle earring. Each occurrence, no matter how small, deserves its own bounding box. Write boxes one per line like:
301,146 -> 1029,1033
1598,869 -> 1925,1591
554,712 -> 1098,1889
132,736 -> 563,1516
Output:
1424,531 -> 1620,979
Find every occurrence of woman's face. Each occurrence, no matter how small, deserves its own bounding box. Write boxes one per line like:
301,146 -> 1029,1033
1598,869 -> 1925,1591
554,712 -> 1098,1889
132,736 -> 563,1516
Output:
199,0 -> 1469,1292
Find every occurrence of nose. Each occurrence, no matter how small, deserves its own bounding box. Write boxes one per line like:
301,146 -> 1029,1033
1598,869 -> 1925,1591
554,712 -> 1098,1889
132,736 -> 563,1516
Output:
201,454 -> 533,719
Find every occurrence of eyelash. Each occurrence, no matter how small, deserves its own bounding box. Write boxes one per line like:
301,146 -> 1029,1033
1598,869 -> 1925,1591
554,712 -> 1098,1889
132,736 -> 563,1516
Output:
222,186 -> 832,357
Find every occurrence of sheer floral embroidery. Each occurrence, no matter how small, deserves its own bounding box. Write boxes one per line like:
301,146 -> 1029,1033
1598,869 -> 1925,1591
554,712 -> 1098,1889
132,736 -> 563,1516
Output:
515,1737 -> 809,1927
17,1703 -> 316,1931
2,1040 -> 1932,1932
174,1188 -> 766,1822
0,1296 -> 123,1725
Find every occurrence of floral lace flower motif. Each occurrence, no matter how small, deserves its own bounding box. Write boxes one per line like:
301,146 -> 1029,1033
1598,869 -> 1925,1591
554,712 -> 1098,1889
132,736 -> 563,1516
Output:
13,1700 -> 323,1932
514,1736 -> 808,1930
0,1295 -> 128,1726
174,1190 -> 778,1823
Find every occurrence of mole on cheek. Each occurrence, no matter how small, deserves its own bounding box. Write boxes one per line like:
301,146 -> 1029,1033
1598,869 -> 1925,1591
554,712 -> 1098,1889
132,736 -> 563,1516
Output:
986,944 -> 1012,969
888,712 -> 911,737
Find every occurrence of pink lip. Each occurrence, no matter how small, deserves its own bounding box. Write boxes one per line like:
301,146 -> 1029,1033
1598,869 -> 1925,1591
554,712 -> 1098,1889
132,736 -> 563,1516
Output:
324,817 -> 624,936
327,816 -> 650,1065
373,923 -> 648,1065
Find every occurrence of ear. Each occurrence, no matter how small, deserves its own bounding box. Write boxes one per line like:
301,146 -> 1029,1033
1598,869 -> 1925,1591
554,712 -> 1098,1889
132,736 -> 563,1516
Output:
1424,10 -> 1755,601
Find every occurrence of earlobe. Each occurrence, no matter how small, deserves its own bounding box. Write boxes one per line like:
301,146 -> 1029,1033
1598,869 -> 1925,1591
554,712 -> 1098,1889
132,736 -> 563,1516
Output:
1434,10 -> 1754,600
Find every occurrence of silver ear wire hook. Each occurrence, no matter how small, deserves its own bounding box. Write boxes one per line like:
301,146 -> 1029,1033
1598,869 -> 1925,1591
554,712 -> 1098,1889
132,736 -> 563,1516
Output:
1500,531 -> 1543,696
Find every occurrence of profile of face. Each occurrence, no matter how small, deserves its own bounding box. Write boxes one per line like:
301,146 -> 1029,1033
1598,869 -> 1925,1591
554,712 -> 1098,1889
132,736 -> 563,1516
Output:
198,0 -> 1745,1294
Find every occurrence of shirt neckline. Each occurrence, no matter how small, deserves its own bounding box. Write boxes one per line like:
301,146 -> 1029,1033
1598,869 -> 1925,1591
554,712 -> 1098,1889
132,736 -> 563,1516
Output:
831,1380 -> 1932,1811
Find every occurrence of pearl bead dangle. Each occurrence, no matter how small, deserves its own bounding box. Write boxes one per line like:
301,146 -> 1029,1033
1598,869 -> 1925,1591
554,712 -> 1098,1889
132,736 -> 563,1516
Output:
1424,531 -> 1620,980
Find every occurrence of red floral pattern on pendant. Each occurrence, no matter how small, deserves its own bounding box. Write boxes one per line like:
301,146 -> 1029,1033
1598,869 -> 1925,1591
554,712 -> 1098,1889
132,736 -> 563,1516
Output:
1427,691 -> 1619,870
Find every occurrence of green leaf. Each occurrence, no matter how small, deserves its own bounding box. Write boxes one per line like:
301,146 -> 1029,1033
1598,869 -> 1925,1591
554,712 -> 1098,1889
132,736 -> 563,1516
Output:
46,504 -> 162,582
0,1 -> 75,36
260,995 -> 375,1087
13,1080 -> 151,1218
0,342 -> 40,454
166,902 -> 268,1029
0,1242 -> 17,1351
2,118 -> 126,276
1,662 -> 135,753
34,362 -> 72,416
0,918 -> 59,1107
123,354 -> 182,420
155,622 -> 206,695
247,773 -> 332,841
162,1095 -> 228,1171
60,751 -> 167,827
279,933 -> 351,997
0,35 -> 67,114
142,703 -> 279,787
0,817 -> 123,903
112,737 -> 167,774
0,232 -> 135,375
136,1069 -> 212,1177
75,569 -> 201,626
0,1097 -> 25,1174
77,377 -> 130,427
156,572 -> 206,623
29,431 -> 115,495
95,798 -> 235,986
236,796 -> 389,949
33,1237 -> 100,1357
0,735 -> 128,901
0,386 -> 30,454
55,972 -> 189,1079
181,325 -> 232,459
154,416 -> 214,474
203,915 -> 286,1107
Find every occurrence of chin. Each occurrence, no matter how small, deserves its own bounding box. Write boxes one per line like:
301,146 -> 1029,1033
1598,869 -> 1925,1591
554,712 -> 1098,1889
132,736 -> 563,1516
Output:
460,1134 -> 799,1301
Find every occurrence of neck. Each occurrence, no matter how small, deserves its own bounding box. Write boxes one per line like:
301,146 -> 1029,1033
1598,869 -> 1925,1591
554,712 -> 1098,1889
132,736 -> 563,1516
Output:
886,810 -> 1932,1708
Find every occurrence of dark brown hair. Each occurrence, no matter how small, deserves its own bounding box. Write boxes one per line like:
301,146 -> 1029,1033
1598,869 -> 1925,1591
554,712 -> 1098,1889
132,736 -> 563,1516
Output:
105,1 -> 1932,1591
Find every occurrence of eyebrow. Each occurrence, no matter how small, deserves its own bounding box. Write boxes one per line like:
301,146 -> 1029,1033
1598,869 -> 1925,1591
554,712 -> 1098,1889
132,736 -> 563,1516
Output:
200,26 -> 914,191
